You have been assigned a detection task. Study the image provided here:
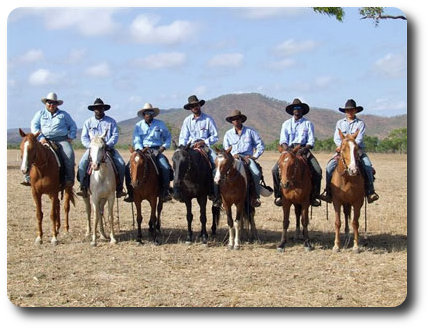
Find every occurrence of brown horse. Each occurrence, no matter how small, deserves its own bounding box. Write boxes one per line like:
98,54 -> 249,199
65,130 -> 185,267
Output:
331,129 -> 365,253
128,147 -> 163,245
276,145 -> 313,252
19,129 -> 75,245
214,147 -> 257,250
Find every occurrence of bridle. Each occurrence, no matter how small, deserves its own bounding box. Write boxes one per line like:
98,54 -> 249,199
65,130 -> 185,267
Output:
279,150 -> 300,189
216,152 -> 241,183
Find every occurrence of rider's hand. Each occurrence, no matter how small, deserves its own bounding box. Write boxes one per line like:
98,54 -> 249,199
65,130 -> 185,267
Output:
194,140 -> 205,148
336,146 -> 341,153
159,146 -> 166,153
40,138 -> 47,144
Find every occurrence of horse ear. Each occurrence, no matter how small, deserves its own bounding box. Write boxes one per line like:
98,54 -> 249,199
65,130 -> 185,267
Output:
100,130 -> 108,139
186,142 -> 192,150
277,145 -> 283,153
19,128 -> 26,137
129,145 -> 134,153
214,146 -> 220,153
142,147 -> 149,153
34,131 -> 41,139
226,146 -> 232,154
351,129 -> 359,140
172,140 -> 178,150
292,145 -> 301,154
338,128 -> 345,140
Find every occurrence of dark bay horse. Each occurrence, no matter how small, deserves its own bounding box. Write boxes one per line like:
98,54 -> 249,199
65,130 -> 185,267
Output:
331,129 -> 365,253
129,147 -> 163,245
172,143 -> 220,244
19,129 -> 75,245
214,146 -> 257,250
276,145 -> 313,252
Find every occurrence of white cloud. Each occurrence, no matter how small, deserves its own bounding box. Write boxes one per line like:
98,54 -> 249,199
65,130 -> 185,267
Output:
133,52 -> 186,70
130,14 -> 196,45
273,39 -> 318,57
43,8 -> 119,36
66,49 -> 87,64
374,53 -> 406,78
314,75 -> 337,88
370,98 -> 407,112
18,49 -> 44,63
208,53 -> 244,68
268,58 -> 296,70
240,7 -> 309,19
85,62 -> 111,78
28,69 -> 58,86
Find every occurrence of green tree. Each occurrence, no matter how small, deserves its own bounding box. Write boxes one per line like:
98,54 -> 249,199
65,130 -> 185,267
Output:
313,7 -> 406,25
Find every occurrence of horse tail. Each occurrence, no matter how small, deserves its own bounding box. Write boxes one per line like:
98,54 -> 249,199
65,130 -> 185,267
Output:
62,186 -> 76,207
212,205 -> 220,226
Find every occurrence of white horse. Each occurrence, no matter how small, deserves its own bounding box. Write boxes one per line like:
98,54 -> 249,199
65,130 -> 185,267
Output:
83,132 -> 117,246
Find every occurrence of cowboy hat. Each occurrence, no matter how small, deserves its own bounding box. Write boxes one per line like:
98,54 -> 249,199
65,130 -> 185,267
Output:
339,99 -> 363,113
137,103 -> 160,118
225,109 -> 247,123
88,98 -> 111,111
285,98 -> 310,116
184,95 -> 205,110
41,92 -> 63,105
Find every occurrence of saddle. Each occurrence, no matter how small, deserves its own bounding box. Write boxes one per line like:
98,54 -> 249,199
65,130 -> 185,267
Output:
193,145 -> 213,170
44,140 -> 65,187
84,149 -> 120,187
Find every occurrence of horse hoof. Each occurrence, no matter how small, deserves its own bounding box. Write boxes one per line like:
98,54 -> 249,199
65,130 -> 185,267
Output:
304,246 -> 312,252
35,237 -> 42,245
110,239 -> 117,245
277,247 -> 285,253
185,240 -> 192,245
332,246 -> 340,253
233,245 -> 240,250
51,239 -> 58,246
153,240 -> 161,246
353,247 -> 360,254
90,241 -> 97,247
136,240 -> 143,246
228,245 -> 234,250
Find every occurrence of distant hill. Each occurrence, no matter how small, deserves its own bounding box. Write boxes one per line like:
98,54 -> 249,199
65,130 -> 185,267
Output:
8,93 -> 407,146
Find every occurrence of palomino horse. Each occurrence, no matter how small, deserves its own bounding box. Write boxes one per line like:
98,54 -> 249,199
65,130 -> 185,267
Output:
331,129 -> 365,253
172,143 -> 220,244
276,145 -> 313,252
83,132 -> 117,246
214,146 -> 257,250
19,129 -> 75,245
128,147 -> 163,245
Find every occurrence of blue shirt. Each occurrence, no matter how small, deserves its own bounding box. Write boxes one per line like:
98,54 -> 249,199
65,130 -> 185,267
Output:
133,118 -> 172,150
334,117 -> 366,149
179,112 -> 219,146
81,115 -> 119,149
279,117 -> 315,147
31,108 -> 77,141
223,126 -> 265,159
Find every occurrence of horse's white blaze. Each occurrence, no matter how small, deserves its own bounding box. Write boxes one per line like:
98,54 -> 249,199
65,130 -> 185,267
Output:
348,141 -> 358,175
214,155 -> 224,184
134,155 -> 140,163
21,141 -> 29,173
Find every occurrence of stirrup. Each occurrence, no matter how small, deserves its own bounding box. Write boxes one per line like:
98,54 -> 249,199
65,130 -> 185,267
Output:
20,181 -> 31,186
274,197 -> 282,207
319,190 -> 332,203
311,199 -> 321,207
367,192 -> 379,203
124,194 -> 134,203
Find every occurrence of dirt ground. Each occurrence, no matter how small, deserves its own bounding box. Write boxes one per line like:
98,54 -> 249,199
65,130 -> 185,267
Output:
6,149 -> 407,307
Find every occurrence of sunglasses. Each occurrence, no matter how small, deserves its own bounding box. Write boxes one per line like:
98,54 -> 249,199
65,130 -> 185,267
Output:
46,100 -> 58,105
144,110 -> 155,115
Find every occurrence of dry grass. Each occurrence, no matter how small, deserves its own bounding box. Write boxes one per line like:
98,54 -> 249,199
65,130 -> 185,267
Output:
7,150 -> 407,307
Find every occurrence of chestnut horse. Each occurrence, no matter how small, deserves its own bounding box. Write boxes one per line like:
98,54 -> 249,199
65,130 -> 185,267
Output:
214,146 -> 257,250
331,129 -> 365,253
83,133 -> 117,246
19,129 -> 75,245
276,145 -> 313,252
172,143 -> 220,244
128,147 -> 163,245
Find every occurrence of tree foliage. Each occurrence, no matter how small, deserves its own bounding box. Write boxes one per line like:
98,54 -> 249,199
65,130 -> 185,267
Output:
313,7 -> 406,25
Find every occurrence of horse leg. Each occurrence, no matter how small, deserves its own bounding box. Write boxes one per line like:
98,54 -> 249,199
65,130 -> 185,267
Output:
149,197 -> 159,245
32,191 -> 43,244
185,200 -> 193,244
98,199 -> 108,240
135,201 -> 143,244
301,205 -> 312,251
333,201 -> 342,252
226,204 -> 234,249
197,196 -> 208,244
91,201 -> 100,246
84,196 -> 92,238
49,194 -> 60,245
248,207 -> 258,243
63,186 -> 72,232
352,204 -> 362,253
211,205 -> 220,237
343,204 -> 351,248
234,203 -> 244,250
108,195 -> 117,244
294,204 -> 302,241
278,202 -> 291,251
156,198 -> 163,233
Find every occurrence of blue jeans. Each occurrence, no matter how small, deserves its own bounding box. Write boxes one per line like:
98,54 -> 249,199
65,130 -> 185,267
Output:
78,148 -> 125,189
325,152 -> 375,195
56,140 -> 75,184
248,159 -> 262,197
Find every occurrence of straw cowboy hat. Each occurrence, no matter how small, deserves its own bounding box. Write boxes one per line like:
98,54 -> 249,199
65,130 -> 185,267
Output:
137,103 -> 160,118
339,99 -> 363,113
285,98 -> 310,116
225,109 -> 247,123
184,95 -> 205,110
88,98 -> 111,111
41,92 -> 63,105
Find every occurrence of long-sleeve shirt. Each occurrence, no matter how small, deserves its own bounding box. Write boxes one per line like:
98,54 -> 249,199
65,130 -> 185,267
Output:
81,115 -> 119,149
132,118 -> 172,150
31,108 -> 77,141
223,126 -> 265,159
333,117 -> 366,149
279,117 -> 315,147
179,112 -> 218,146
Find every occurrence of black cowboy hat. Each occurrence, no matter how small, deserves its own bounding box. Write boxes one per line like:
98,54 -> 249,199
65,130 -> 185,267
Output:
184,95 -> 205,110
225,109 -> 247,123
285,98 -> 310,116
88,98 -> 111,111
339,99 -> 363,113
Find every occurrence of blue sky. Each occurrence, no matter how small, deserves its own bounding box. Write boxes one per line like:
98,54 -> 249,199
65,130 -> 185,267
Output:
7,6 -> 407,129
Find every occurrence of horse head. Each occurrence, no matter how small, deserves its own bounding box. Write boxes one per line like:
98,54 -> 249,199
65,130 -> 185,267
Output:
277,145 -> 301,189
214,146 -> 234,184
19,128 -> 41,175
338,129 -> 360,176
128,147 -> 149,188
89,133 -> 107,171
